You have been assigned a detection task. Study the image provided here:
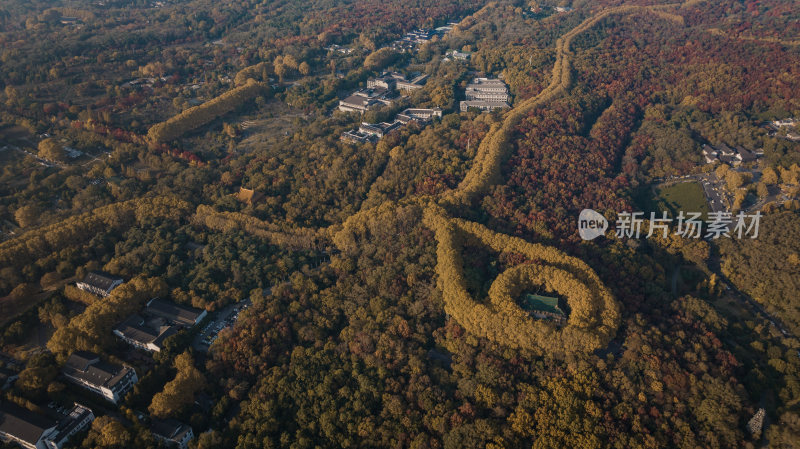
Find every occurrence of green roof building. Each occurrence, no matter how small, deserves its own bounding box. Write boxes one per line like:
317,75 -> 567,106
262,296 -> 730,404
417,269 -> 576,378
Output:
522,294 -> 566,318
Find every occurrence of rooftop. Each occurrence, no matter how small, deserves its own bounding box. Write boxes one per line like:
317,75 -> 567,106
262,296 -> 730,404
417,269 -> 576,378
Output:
0,401 -> 56,446
79,272 -> 122,292
63,351 -> 133,390
340,94 -> 378,108
114,315 -> 177,349
522,294 -> 566,317
236,187 -> 264,205
466,78 -> 507,88
460,100 -> 510,111
145,298 -> 207,327
51,404 -> 93,443
151,418 -> 193,442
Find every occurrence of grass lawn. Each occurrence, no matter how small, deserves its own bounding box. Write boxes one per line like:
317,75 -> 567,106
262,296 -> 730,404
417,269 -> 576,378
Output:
651,182 -> 710,220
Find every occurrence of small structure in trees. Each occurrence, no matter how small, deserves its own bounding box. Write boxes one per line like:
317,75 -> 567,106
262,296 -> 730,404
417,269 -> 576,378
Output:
150,419 -> 194,449
522,293 -> 567,324
235,187 -> 264,205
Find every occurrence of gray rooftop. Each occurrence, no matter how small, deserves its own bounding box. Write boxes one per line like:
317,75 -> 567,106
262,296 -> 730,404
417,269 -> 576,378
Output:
0,402 -> 56,446
80,272 -> 122,292
63,351 -> 134,390
151,418 -> 192,441
145,298 -> 206,327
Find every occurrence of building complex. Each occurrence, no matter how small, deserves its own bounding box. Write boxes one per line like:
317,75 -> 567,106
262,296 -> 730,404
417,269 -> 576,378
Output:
114,298 -> 206,352
75,272 -> 123,297
340,107 -> 443,144
702,143 -> 761,166
0,402 -> 93,449
460,77 -> 511,112
61,351 -> 138,403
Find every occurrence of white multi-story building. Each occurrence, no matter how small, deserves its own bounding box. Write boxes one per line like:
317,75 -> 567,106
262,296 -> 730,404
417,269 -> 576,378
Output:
464,78 -> 510,102
0,402 -> 93,449
62,352 -> 138,404
338,88 -> 396,114
75,272 -> 123,297
460,78 -> 511,112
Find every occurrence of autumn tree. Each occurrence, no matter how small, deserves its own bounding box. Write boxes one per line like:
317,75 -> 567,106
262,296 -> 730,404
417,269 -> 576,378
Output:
364,48 -> 397,70
16,352 -> 58,398
149,351 -> 206,418
85,416 -> 132,448
14,204 -> 40,228
37,138 -> 64,161
274,63 -> 287,82
298,61 -> 311,76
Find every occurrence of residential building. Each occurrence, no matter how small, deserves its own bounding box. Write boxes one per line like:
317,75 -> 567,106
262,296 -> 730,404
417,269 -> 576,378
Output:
702,145 -> 718,164
0,402 -> 93,449
445,50 -> 471,61
0,402 -> 53,449
338,88 -> 396,114
151,419 -> 194,449
460,100 -> 510,112
76,272 -> 123,298
396,108 -> 443,124
47,404 -> 95,449
343,106 -> 444,145
366,73 -> 399,90
113,315 -> 178,352
389,40 -> 417,53
144,298 -> 207,327
324,44 -> 353,54
460,77 -> 511,112
366,72 -> 427,95
359,122 -> 402,139
404,29 -> 434,43
704,143 -> 761,166
716,143 -> 736,157
388,28 -> 439,53
771,118 -> 797,128
735,146 -> 757,163
62,351 -> 138,404
340,130 -> 378,144
396,74 -> 428,94
338,94 -> 381,114
464,78 -> 510,102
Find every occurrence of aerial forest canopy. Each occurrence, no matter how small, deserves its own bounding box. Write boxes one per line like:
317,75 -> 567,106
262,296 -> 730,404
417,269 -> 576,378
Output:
147,80 -> 269,143
422,205 -> 620,355
0,0 -> 799,448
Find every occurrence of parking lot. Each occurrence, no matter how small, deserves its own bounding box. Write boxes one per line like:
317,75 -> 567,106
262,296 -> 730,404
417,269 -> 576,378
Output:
700,175 -> 729,213
192,298 -> 252,351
